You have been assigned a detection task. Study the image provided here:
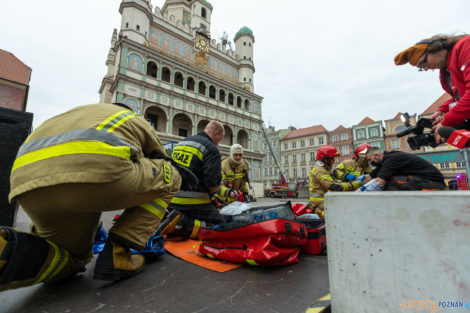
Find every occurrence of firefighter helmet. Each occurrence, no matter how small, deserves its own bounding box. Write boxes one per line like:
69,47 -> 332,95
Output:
316,145 -> 340,163
355,143 -> 371,158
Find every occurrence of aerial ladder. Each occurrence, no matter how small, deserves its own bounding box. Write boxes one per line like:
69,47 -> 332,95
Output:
261,122 -> 289,184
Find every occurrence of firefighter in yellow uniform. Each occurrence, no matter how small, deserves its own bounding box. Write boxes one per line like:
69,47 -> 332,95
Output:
333,143 -> 373,182
216,144 -> 250,206
0,103 -> 197,291
309,145 -> 363,219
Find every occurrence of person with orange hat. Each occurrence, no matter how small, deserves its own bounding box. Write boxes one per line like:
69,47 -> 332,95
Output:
394,34 -> 470,143
309,145 -> 363,219
333,142 -> 373,183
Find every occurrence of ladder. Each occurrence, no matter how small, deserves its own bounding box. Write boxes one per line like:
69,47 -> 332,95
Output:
261,123 -> 289,183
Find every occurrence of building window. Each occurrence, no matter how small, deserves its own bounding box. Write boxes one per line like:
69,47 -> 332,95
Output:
209,85 -> 216,99
187,76 -> 195,91
310,138 -> 314,146
301,168 -> 306,178
174,72 -> 184,87
284,143 -> 288,150
301,153 -> 306,162
342,133 -> 348,141
269,155 -> 273,162
319,137 -> 324,145
219,89 -> 225,102
310,152 -> 315,161
292,155 -> 297,164
357,129 -> 365,139
341,146 -> 349,156
301,140 -> 305,147
291,142 -> 296,149
146,61 -> 158,78
269,168 -> 273,176
391,139 -> 400,149
178,128 -> 188,137
332,135 -> 338,143
264,168 -> 267,176
201,7 -> 207,19
243,42 -> 246,46
371,142 -> 381,148
285,155 -> 289,164
136,25 -> 140,31
249,43 -> 251,47
146,113 -> 158,130
370,128 -> 379,137
293,168 -> 297,178
243,77 -> 246,81
162,67 -> 171,82
441,163 -> 450,169
126,22 -> 129,28
244,56 -> 247,59
198,81 -> 206,95
456,162 -> 465,168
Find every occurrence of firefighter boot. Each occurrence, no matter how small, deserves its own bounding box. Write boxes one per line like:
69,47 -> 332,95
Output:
93,238 -> 145,282
0,227 -> 71,291
155,210 -> 204,240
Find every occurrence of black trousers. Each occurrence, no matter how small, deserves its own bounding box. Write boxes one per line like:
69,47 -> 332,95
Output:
385,175 -> 446,191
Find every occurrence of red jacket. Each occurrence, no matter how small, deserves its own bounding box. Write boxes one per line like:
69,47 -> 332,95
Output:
438,35 -> 470,127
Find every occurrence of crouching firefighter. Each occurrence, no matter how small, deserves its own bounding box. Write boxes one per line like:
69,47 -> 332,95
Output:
0,103 -> 198,291
309,145 -> 363,219
215,144 -> 250,206
156,121 -> 233,240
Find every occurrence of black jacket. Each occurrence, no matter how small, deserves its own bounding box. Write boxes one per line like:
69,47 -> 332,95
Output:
369,151 -> 444,183
171,130 -> 222,193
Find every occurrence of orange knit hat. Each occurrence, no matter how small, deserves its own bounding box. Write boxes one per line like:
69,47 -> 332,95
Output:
394,41 -> 430,66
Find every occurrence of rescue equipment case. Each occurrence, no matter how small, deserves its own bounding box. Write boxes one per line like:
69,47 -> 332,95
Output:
294,218 -> 326,255
199,202 -> 308,266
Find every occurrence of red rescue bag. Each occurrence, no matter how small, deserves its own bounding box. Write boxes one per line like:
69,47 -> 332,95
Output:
199,202 -> 307,266
295,218 -> 326,255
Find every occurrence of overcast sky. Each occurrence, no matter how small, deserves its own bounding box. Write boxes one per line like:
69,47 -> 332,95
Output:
1,0 -> 469,130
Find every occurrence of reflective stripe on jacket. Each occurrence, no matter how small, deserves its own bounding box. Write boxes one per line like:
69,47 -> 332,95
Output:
169,131 -> 222,211
216,157 -> 249,205
309,165 -> 358,210
334,159 -> 372,181
9,103 -> 167,201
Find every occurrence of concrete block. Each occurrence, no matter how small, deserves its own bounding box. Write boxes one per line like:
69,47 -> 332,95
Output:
325,191 -> 470,313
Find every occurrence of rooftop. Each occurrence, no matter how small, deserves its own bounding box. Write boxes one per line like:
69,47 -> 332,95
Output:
420,93 -> 452,116
283,125 -> 327,139
358,117 -> 375,125
0,49 -> 31,85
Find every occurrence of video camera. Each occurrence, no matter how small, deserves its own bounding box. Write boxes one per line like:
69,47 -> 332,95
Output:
396,113 -> 438,150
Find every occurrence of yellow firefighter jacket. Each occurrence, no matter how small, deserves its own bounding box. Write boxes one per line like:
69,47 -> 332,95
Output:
216,157 -> 249,205
309,164 -> 362,216
9,103 -> 170,201
334,158 -> 372,181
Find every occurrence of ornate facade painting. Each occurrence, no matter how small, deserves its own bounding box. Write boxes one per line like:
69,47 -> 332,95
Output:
183,10 -> 191,26
252,132 -> 260,151
124,98 -> 138,112
128,53 -> 143,72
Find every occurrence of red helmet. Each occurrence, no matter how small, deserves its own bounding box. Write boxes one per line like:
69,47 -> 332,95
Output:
316,145 -> 340,163
355,143 -> 371,158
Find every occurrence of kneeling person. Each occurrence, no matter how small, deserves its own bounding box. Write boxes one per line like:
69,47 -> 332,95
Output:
366,147 -> 445,190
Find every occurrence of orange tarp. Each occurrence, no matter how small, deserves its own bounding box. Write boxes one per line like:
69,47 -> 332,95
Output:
164,239 -> 242,273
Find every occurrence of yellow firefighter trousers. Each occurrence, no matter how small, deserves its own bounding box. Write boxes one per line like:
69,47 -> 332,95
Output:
15,158 -> 181,282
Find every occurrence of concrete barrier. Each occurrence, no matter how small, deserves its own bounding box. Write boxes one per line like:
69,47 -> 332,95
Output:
325,191 -> 470,313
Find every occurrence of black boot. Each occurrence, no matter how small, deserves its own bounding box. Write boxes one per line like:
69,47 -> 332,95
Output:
93,237 -> 145,282
0,227 -> 69,291
155,210 -> 203,240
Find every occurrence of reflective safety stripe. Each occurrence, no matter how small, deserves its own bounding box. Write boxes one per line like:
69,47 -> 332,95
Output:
176,140 -> 207,155
173,145 -> 203,161
207,253 -> 214,259
35,241 -> 69,284
12,141 -> 132,172
246,259 -> 259,266
190,219 -> 201,239
175,190 -> 210,198
170,197 -> 212,205
96,110 -> 136,132
310,197 -> 324,202
16,128 -> 137,158
140,198 -> 167,219
310,193 -> 323,198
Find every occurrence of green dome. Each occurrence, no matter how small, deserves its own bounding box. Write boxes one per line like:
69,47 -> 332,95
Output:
235,26 -> 254,39
200,0 -> 212,8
